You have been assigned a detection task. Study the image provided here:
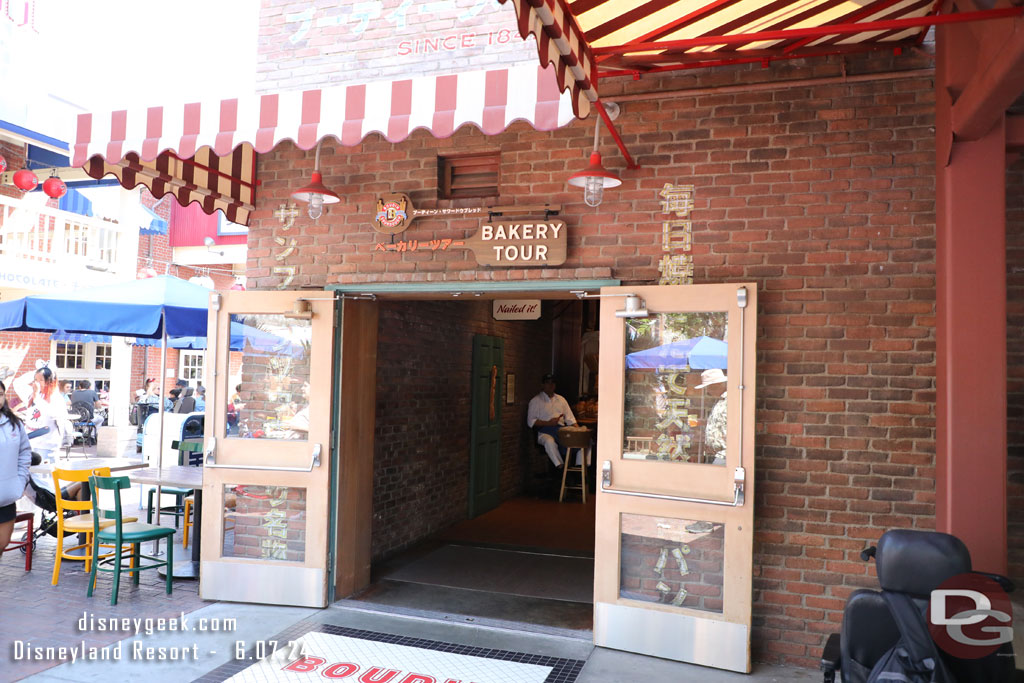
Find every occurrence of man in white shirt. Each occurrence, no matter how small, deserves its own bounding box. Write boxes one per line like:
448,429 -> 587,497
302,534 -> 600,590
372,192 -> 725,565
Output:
527,373 -> 577,468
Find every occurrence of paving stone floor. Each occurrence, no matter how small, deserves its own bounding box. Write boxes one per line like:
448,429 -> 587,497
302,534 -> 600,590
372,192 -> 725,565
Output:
1,484 -> 211,681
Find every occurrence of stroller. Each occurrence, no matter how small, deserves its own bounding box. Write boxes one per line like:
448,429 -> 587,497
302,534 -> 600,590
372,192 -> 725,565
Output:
14,452 -> 78,554
821,528 -> 1017,683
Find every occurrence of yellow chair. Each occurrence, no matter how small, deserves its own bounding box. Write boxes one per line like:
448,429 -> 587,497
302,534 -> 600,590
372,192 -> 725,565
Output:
183,492 -> 236,548
51,468 -> 138,585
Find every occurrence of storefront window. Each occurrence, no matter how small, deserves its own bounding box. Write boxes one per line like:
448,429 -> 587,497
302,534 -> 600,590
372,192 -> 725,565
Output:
179,351 -> 203,383
55,342 -> 84,370
227,314 -> 312,441
619,512 -> 724,613
623,312 -> 728,465
222,484 -> 306,562
94,343 -> 112,370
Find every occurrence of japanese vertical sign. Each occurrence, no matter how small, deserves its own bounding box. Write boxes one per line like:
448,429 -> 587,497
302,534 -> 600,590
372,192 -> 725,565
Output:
657,184 -> 694,285
273,203 -> 300,289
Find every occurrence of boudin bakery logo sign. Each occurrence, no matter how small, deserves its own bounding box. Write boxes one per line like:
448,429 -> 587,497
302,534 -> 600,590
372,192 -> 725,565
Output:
373,192 -> 497,235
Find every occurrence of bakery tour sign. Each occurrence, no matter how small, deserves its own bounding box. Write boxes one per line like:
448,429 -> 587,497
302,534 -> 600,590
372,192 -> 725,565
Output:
370,192 -> 566,268
467,219 -> 566,266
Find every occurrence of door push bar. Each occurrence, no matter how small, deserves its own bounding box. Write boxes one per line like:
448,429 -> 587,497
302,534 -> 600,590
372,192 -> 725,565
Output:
601,461 -> 745,507
205,438 -> 322,472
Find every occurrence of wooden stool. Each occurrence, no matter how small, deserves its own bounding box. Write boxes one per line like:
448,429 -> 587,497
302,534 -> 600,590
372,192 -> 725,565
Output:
558,427 -> 591,503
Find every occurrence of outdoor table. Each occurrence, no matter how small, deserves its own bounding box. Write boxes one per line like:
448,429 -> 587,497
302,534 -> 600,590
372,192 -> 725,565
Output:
29,457 -> 146,475
128,465 -> 203,580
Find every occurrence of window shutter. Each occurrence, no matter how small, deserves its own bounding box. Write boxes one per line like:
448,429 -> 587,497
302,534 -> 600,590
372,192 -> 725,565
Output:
438,152 -> 500,199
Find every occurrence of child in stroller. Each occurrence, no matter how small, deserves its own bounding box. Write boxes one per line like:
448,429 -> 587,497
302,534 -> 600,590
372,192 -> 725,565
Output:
15,452 -> 82,553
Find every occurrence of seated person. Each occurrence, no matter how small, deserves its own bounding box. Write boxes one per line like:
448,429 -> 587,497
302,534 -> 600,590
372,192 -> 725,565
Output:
526,373 -> 577,468
70,380 -> 105,426
140,378 -> 173,412
194,385 -> 206,412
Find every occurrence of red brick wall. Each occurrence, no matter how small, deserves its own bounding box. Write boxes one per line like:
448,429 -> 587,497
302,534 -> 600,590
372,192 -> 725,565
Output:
0,331 -> 53,407
1007,157 -> 1024,588
256,0 -> 536,94
245,52 -> 949,667
0,139 -> 26,200
372,299 -> 552,559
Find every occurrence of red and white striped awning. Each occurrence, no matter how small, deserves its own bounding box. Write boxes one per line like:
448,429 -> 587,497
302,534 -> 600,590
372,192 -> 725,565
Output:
499,0 -> 1024,122
74,63 -> 576,225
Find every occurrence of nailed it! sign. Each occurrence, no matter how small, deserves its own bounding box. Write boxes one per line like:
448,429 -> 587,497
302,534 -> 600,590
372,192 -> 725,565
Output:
467,219 -> 566,267
493,299 -> 541,320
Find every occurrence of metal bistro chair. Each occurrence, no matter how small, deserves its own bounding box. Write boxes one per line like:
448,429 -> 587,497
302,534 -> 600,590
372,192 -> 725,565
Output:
70,400 -> 97,449
88,474 -> 175,605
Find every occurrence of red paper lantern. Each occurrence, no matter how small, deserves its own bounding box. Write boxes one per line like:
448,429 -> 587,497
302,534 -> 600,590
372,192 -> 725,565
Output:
42,175 -> 67,199
0,154 -> 6,174
12,169 -> 38,191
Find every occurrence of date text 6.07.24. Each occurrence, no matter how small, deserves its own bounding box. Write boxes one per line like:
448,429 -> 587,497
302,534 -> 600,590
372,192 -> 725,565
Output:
234,640 -> 309,661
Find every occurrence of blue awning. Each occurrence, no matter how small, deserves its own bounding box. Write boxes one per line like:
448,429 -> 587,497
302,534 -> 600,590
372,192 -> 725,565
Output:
51,332 -> 110,344
139,205 -> 168,236
58,187 -> 94,217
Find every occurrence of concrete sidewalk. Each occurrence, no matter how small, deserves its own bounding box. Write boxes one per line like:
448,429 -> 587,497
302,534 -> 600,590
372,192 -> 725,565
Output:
16,600 -> 818,682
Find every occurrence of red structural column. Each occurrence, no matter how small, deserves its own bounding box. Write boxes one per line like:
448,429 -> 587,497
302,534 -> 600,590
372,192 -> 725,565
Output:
936,27 -> 1007,573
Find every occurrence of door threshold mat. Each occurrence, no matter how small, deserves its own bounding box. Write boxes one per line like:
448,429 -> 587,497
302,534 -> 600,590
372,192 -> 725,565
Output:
349,579 -> 594,637
198,624 -> 585,683
381,544 -> 595,603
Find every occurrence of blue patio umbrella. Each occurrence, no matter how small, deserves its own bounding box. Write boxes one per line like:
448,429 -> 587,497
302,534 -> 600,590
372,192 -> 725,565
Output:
625,335 -> 728,370
0,275 -> 216,525
51,321 -> 302,357
0,275 -> 210,338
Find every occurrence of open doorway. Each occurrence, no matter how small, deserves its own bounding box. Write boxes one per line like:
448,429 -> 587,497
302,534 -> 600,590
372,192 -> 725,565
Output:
347,294 -> 599,634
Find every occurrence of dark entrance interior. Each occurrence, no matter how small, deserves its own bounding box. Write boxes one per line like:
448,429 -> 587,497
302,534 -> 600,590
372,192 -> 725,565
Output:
347,296 -> 599,634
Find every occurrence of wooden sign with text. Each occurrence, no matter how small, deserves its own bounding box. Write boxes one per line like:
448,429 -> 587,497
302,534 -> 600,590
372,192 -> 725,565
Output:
466,219 -> 566,267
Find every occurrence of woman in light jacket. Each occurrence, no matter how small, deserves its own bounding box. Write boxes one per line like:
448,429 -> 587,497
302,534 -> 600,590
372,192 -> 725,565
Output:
0,379 -> 32,557
25,366 -> 67,463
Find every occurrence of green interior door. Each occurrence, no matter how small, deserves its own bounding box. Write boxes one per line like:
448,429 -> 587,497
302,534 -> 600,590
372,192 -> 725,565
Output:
469,334 -> 503,518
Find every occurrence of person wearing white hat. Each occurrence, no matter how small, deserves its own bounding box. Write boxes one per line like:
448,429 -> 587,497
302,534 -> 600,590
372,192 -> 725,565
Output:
696,369 -> 728,465
527,373 -> 577,468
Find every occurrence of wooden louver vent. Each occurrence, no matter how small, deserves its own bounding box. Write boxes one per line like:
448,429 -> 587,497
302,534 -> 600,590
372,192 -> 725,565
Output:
438,152 -> 500,199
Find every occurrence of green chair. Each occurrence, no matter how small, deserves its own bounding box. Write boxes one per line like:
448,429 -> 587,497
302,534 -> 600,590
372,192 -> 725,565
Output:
145,440 -> 202,527
88,474 -> 175,605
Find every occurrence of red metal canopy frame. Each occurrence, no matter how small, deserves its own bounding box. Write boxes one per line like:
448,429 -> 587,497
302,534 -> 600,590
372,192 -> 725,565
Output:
500,0 -> 1024,166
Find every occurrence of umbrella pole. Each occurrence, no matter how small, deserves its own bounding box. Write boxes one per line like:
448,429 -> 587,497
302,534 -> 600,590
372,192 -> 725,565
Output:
152,318 -> 168,556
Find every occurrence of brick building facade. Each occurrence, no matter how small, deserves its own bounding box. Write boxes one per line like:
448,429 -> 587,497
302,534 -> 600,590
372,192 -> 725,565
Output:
237,46 -> 1024,667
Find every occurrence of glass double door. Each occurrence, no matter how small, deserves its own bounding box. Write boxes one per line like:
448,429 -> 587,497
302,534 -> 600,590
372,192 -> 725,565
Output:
594,284 -> 757,673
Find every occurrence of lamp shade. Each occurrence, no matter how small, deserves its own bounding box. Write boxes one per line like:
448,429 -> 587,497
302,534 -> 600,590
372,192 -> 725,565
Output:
567,152 -> 621,207
291,171 -> 340,220
291,172 -> 340,205
567,152 -> 622,189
